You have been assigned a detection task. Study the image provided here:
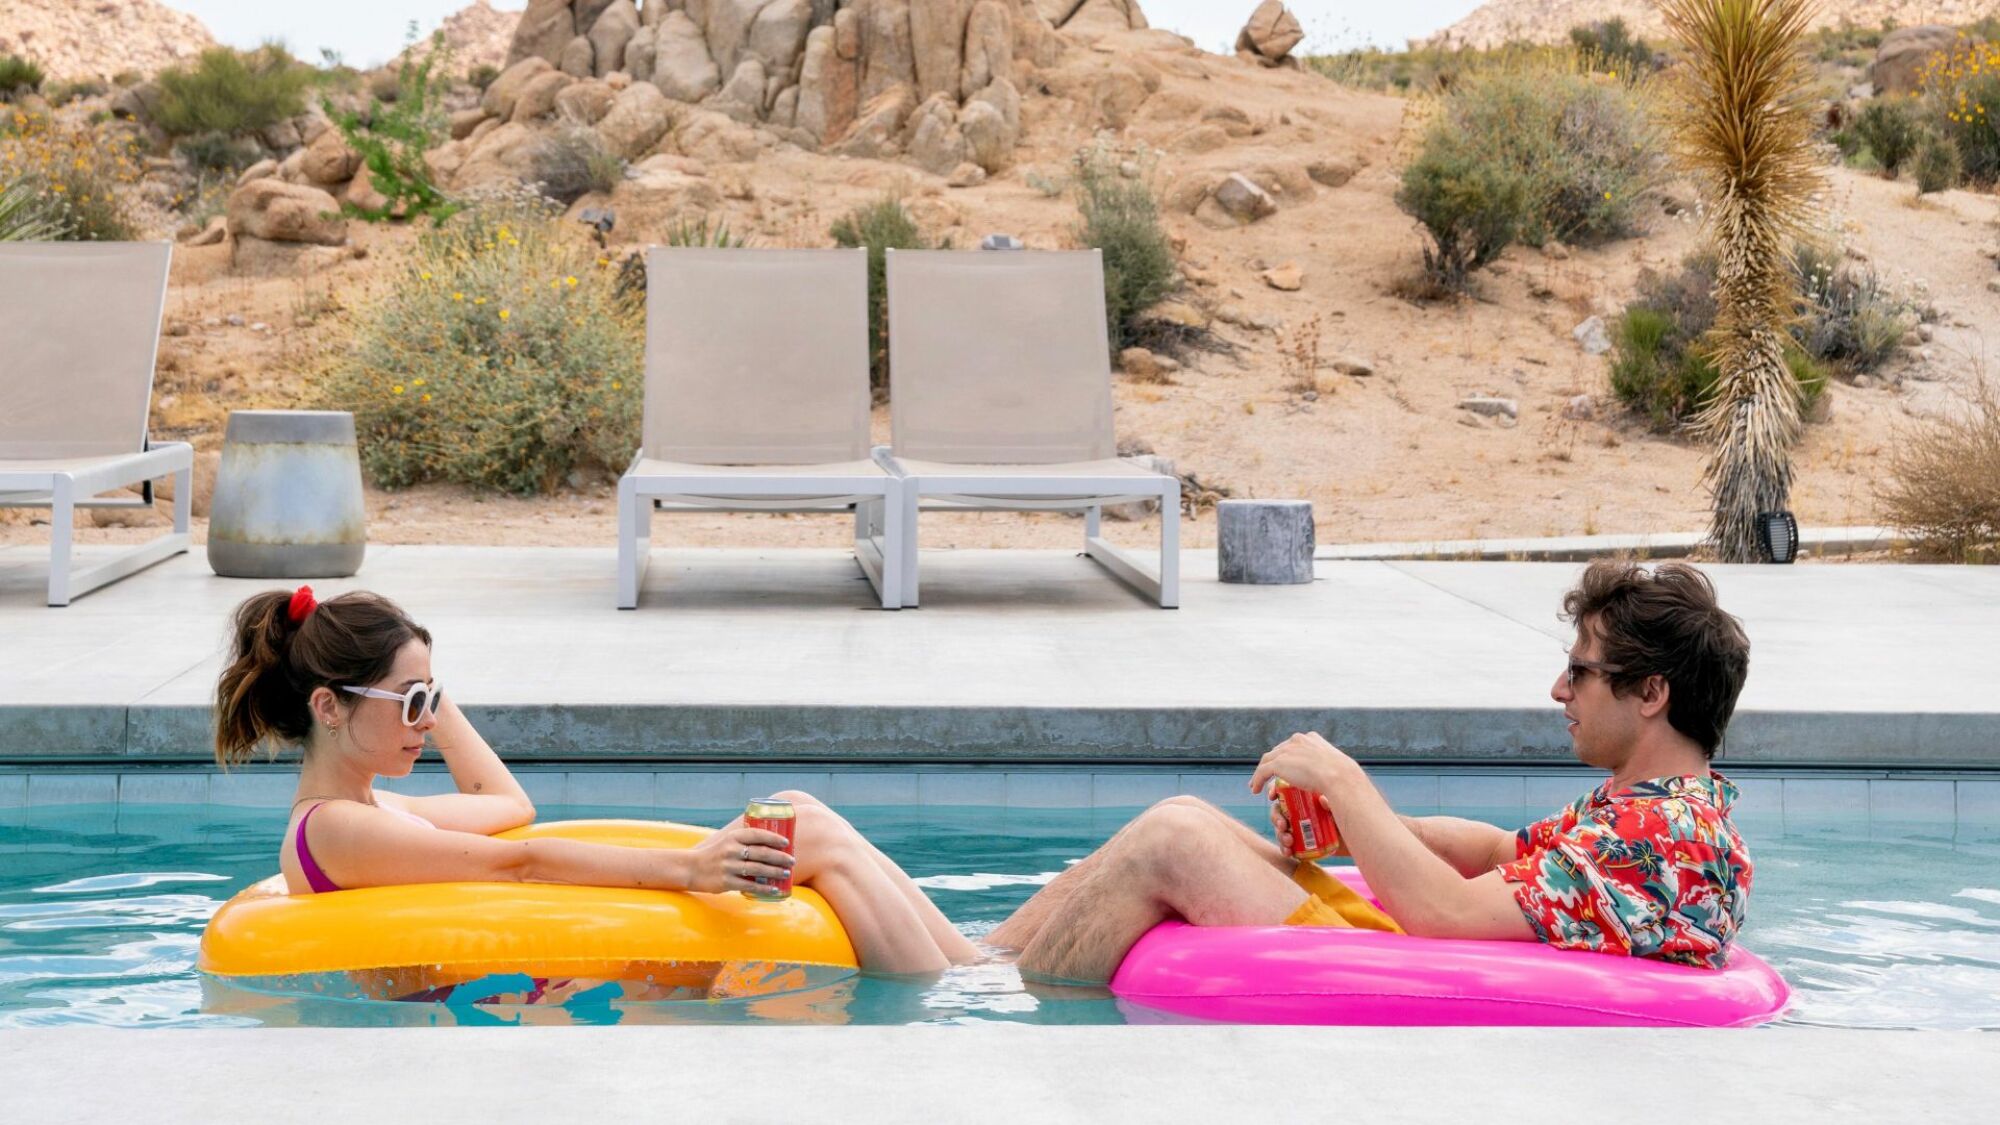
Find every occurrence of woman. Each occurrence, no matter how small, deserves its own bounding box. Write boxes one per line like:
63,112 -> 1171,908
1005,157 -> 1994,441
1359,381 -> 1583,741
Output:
214,585 -> 976,976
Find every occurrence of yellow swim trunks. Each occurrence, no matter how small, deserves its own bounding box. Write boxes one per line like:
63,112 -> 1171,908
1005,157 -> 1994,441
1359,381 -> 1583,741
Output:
1283,861 -> 1403,932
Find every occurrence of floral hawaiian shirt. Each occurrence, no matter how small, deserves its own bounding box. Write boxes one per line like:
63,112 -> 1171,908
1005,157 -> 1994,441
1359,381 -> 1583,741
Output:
1499,773 -> 1751,970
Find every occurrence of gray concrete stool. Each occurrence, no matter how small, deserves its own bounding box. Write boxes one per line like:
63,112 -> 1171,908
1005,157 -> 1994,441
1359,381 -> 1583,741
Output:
207,410 -> 367,579
1217,499 -> 1315,584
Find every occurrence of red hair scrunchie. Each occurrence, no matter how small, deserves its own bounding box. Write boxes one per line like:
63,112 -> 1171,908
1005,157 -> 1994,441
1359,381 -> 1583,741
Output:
287,585 -> 318,624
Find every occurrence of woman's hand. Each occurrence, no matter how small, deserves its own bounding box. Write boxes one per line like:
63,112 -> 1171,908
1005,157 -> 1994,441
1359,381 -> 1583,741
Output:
681,826 -> 794,895
1250,731 -> 1364,801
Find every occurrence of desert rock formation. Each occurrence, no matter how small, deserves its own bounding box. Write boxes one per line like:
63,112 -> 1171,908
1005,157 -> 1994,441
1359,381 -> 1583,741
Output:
0,0 -> 215,80
479,0 -> 1151,175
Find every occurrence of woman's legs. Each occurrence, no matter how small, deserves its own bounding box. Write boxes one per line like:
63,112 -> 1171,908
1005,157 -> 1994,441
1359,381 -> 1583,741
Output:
775,792 -> 979,965
717,791 -> 975,973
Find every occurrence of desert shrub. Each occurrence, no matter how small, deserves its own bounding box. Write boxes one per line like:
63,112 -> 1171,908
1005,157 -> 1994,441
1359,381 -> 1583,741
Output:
664,213 -> 744,247
1071,142 -> 1177,355
1914,130 -> 1962,193
0,55 -> 44,100
528,122 -> 624,206
1789,241 -> 1920,376
1609,252 -> 1827,430
1567,18 -> 1659,73
0,115 -> 142,240
1851,98 -> 1925,176
1919,35 -> 2000,183
1397,55 -> 1662,289
326,33 -> 456,223
318,193 -> 641,494
43,78 -> 109,107
1878,384 -> 2000,561
176,130 -> 260,172
1395,126 -> 1530,292
830,196 -> 934,393
154,45 -> 312,137
467,64 -> 501,92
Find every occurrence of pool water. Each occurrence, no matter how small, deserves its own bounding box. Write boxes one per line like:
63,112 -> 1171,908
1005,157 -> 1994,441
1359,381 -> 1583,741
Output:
2,802 -> 1996,1029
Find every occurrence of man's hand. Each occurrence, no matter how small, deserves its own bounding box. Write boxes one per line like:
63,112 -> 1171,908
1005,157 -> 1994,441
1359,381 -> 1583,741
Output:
1267,794 -> 1352,857
1250,731 -> 1364,799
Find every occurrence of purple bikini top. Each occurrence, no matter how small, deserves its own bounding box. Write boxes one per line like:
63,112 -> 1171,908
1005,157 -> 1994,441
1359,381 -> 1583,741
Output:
293,800 -> 434,894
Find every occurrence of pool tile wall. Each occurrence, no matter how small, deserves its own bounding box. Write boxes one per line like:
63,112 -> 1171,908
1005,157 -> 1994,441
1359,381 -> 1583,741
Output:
4,766 -> 1998,845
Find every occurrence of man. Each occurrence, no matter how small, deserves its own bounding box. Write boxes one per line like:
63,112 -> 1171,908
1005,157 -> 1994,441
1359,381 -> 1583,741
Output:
989,560 -> 1755,984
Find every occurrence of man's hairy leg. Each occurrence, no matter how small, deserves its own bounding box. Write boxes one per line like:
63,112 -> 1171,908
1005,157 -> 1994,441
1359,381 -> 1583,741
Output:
989,797 -> 1290,952
1013,802 -> 1309,985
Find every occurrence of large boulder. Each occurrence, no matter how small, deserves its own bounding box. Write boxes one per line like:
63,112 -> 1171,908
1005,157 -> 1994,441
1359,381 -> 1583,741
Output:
226,179 -> 348,245
559,35 -> 596,77
1871,25 -> 1958,97
597,81 -> 674,159
510,70 -> 577,123
748,0 -> 815,76
962,1 -> 1015,99
483,57 -> 555,119
1060,0 -> 1147,39
906,93 -> 970,174
652,12 -> 723,103
507,0 -> 575,66
710,57 -> 769,124
835,84 -> 916,158
858,0 -> 919,101
299,130 -> 362,186
961,78 -> 1020,172
1236,1 -> 1304,68
910,0 -> 977,103
589,0 -> 642,77
451,122 -> 542,189
795,25 -> 859,143
554,79 -> 618,125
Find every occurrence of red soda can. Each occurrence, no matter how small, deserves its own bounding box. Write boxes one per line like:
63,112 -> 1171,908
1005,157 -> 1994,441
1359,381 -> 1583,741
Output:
1273,779 -> 1340,861
741,796 -> 797,900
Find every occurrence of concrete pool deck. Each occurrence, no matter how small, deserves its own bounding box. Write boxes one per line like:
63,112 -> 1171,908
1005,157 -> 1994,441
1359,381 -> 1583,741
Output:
1,1026 -> 1993,1122
1,544 -> 1996,768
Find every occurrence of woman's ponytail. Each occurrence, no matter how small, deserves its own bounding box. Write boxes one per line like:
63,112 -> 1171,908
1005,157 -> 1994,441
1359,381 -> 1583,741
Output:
213,589 -> 430,768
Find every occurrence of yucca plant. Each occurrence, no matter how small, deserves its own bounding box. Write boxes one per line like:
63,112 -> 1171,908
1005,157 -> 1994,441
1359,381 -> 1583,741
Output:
1661,0 -> 1821,561
0,178 -> 62,241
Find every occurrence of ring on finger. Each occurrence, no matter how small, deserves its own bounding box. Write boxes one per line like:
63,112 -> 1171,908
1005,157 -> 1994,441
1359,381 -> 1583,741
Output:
740,846 -> 750,861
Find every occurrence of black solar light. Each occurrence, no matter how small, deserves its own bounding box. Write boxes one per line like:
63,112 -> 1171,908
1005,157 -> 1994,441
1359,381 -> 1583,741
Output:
979,233 -> 1023,251
577,207 -> 616,236
1757,510 -> 1799,564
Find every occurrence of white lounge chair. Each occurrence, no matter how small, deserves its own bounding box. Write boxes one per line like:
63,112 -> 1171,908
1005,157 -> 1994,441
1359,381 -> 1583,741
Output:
0,242 -> 191,606
616,247 -> 902,608
879,248 -> 1179,608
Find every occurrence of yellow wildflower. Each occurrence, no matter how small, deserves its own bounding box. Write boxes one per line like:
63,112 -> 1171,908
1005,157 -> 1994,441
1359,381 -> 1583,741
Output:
564,275 -> 578,287
393,385 -> 406,395
611,380 -> 622,390
421,393 -> 432,403
452,291 -> 464,301
499,309 -> 510,321
412,378 -> 425,387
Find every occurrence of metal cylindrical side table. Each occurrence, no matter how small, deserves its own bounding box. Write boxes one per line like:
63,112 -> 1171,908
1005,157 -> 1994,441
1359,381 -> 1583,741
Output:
207,410 -> 367,578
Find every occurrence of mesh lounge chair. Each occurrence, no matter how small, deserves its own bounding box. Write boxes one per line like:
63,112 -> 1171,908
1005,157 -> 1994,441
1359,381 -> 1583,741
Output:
616,247 -> 902,608
878,249 -> 1179,608
0,242 -> 191,606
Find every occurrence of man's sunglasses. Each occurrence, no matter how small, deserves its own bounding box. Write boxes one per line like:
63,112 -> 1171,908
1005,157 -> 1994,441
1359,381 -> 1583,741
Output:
1564,659 -> 1624,688
341,681 -> 443,726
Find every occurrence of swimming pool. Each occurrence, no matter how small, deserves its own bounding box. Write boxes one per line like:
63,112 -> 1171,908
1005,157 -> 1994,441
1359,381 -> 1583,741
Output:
1,802 -> 1995,1029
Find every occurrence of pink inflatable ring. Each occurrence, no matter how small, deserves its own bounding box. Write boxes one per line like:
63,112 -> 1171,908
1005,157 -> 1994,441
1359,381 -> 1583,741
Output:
1109,869 -> 1789,1027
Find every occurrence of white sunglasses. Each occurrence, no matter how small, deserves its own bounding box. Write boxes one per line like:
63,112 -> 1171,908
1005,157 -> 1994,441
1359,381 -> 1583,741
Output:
341,681 -> 443,726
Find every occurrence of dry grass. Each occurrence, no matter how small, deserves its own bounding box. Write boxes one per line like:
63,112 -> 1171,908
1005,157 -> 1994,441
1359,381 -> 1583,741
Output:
1877,384 -> 2000,562
1279,314 -> 1324,395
